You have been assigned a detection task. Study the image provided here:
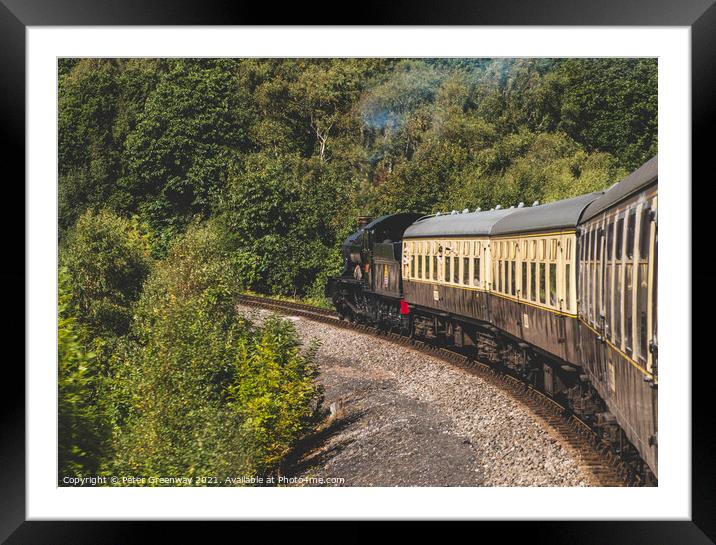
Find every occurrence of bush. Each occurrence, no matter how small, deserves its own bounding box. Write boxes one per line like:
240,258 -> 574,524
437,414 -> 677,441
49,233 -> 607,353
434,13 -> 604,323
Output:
229,316 -> 321,472
107,222 -> 323,483
58,268 -> 108,480
60,209 -> 152,337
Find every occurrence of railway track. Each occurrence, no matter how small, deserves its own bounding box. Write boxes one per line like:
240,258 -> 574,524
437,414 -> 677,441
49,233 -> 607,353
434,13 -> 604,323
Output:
236,293 -> 633,487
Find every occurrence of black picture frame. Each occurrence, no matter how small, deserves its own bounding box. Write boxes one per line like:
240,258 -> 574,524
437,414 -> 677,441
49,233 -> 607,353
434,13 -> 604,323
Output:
3,1 -> 712,542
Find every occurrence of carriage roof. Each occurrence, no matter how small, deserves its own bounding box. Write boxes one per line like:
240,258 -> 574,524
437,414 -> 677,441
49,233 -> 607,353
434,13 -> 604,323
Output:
580,155 -> 658,222
403,208 -> 515,239
490,192 -> 602,236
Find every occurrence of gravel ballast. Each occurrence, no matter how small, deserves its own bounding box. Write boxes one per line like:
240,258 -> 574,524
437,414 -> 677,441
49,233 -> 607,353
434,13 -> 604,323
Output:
239,305 -> 592,487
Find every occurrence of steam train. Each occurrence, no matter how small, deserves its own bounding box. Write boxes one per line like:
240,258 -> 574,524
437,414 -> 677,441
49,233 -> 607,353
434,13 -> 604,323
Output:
326,155 -> 658,483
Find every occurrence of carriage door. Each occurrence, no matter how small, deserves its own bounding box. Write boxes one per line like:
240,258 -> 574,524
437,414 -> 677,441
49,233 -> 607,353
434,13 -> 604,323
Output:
597,220 -> 609,380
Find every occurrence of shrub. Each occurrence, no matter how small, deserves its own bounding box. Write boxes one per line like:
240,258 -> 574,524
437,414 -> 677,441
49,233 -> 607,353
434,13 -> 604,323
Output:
60,209 -> 152,337
107,222 -> 323,483
58,268 -> 108,480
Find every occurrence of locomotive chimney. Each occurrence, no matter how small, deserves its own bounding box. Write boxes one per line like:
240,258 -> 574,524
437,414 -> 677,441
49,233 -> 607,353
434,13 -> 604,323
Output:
357,216 -> 372,228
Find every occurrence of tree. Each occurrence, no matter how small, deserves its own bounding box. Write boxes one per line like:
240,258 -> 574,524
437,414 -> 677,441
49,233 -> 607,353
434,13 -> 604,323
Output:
58,59 -> 121,232
217,153 -> 348,296
121,59 -> 255,250
542,59 -> 658,170
60,209 -> 152,337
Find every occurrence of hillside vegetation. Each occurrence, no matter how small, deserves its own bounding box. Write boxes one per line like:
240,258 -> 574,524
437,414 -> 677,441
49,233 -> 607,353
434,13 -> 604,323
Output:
57,58 -> 656,483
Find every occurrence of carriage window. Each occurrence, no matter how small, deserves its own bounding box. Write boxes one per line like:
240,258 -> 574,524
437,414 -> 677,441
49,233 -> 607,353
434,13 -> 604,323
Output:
614,263 -> 622,345
493,260 -> 499,290
410,255 -> 415,278
566,238 -> 572,261
616,217 -> 624,260
531,263 -> 537,302
639,207 -> 651,260
540,240 -> 546,261
626,209 -> 636,259
453,256 -> 460,283
565,263 -> 571,310
521,262 -> 527,298
500,261 -> 505,293
463,257 -> 470,285
625,262 -> 634,352
539,263 -> 546,304
550,239 -> 557,261
473,257 -> 481,286
445,255 -> 451,283
417,254 -> 423,278
503,261 -> 508,294
510,261 -> 516,295
530,240 -> 536,260
433,256 -> 438,281
549,263 -> 557,307
606,220 -> 614,261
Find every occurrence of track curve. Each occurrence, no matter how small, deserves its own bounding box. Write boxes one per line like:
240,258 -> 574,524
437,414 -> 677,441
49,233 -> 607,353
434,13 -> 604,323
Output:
237,294 -> 633,486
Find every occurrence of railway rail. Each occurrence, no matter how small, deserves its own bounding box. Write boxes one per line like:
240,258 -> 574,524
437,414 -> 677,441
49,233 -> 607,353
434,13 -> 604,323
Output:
237,293 -> 635,487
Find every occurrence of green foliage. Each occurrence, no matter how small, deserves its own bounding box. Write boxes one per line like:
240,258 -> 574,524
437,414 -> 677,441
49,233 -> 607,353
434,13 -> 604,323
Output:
58,59 -> 163,234
228,316 -> 321,471
57,58 -> 657,483
106,223 -> 323,481
121,59 -> 254,252
217,153 -> 349,296
60,209 -> 152,337
58,268 -> 108,480
546,59 -> 658,171
59,57 -> 657,297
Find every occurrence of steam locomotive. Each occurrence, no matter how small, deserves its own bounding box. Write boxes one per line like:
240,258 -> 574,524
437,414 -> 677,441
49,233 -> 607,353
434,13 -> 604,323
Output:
326,155 -> 658,483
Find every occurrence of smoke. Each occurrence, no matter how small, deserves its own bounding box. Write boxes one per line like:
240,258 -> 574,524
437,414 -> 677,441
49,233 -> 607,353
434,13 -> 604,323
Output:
359,59 -> 550,134
362,108 -> 401,132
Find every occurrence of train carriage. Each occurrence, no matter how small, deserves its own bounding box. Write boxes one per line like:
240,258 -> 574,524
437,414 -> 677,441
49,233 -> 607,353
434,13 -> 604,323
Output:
401,209 -> 513,327
576,156 -> 658,477
488,192 -> 601,364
